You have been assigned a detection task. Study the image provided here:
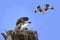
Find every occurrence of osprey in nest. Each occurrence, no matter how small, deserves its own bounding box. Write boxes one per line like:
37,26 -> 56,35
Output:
15,17 -> 31,30
35,4 -> 54,14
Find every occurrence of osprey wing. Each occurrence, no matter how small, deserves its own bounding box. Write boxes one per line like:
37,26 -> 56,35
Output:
44,4 -> 50,11
35,6 -> 42,13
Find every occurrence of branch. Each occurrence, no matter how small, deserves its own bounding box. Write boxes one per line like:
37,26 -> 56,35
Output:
1,33 -> 6,39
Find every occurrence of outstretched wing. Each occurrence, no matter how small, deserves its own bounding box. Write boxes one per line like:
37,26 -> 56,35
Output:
44,4 -> 50,11
35,6 -> 42,13
49,6 -> 54,9
45,4 -> 54,11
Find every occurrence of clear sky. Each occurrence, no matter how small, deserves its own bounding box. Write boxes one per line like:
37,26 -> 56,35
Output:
0,0 -> 60,40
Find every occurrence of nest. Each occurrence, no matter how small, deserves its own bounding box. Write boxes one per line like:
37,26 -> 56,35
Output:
1,29 -> 38,40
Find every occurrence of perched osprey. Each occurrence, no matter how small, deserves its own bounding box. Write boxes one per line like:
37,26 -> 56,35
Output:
15,17 -> 31,30
35,4 -> 54,13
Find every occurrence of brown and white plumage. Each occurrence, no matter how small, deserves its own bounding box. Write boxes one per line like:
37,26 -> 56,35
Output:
16,17 -> 29,25
21,21 -> 31,30
15,17 -> 31,30
35,4 -> 54,13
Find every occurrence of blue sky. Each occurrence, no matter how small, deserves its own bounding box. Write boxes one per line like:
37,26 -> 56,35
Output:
0,0 -> 60,40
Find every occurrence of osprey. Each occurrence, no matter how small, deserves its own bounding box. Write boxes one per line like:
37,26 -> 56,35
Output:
15,17 -> 31,30
35,4 -> 54,13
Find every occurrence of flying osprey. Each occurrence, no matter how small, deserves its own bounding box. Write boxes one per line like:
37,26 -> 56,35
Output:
35,4 -> 54,13
15,17 -> 31,30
